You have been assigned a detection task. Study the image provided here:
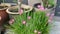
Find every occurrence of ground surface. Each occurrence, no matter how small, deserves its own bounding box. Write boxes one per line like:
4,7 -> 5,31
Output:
49,16 -> 60,34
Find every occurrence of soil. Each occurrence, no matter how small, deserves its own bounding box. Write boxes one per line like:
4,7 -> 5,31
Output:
9,8 -> 30,13
9,8 -> 18,12
0,6 -> 8,9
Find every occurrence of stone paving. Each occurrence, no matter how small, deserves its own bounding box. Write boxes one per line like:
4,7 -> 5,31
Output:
49,17 -> 60,34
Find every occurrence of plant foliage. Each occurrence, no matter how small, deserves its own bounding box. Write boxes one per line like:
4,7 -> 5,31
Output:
8,10 -> 49,34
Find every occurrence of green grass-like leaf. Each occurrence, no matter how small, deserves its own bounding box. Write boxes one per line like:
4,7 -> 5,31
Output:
8,10 -> 49,34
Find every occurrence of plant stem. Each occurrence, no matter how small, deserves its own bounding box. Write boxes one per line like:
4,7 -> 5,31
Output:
18,0 -> 21,11
3,0 -> 5,8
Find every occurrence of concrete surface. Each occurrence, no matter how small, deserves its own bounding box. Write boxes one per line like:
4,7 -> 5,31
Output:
49,16 -> 60,34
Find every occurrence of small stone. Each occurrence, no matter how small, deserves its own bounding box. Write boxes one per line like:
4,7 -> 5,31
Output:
34,30 -> 37,33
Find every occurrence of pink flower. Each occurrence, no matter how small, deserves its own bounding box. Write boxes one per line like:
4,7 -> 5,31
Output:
22,20 -> 26,24
46,13 -> 50,17
38,31 -> 41,34
19,9 -> 23,15
37,5 -> 41,8
37,5 -> 45,10
9,18 -> 14,24
39,7 -> 44,10
34,30 -> 37,33
39,5 -> 45,10
27,16 -> 31,20
0,16 -> 1,21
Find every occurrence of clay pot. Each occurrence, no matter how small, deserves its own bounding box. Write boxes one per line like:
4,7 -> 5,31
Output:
6,5 -> 33,15
0,7 -> 9,26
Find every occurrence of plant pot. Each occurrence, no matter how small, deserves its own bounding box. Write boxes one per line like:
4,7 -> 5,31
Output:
5,4 -> 50,34
0,3 -> 11,33
6,4 -> 33,18
0,3 -> 11,24
34,0 -> 57,14
0,6 -> 10,34
0,7 -> 9,25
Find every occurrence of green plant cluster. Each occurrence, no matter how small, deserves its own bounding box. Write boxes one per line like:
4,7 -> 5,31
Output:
42,0 -> 55,8
9,10 -> 49,34
48,0 -> 55,5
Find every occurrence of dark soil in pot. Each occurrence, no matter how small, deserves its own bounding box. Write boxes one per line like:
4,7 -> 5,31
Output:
9,8 -> 30,13
9,8 -> 18,12
0,6 -> 8,9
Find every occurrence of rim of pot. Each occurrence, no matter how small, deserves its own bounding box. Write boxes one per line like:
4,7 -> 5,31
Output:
0,5 -> 9,10
6,6 -> 33,15
0,7 -> 7,10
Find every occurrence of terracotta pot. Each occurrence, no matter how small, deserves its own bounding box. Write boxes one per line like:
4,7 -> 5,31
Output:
0,4 -> 11,34
0,7 -> 9,26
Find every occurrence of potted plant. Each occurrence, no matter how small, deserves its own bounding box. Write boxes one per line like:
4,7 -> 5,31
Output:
6,4 -> 33,15
42,0 -> 56,8
34,0 -> 57,12
42,0 -> 55,18
0,0 -> 11,25
5,0 -> 54,34
0,0 -> 11,34
33,0 -> 56,19
5,9 -> 52,34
